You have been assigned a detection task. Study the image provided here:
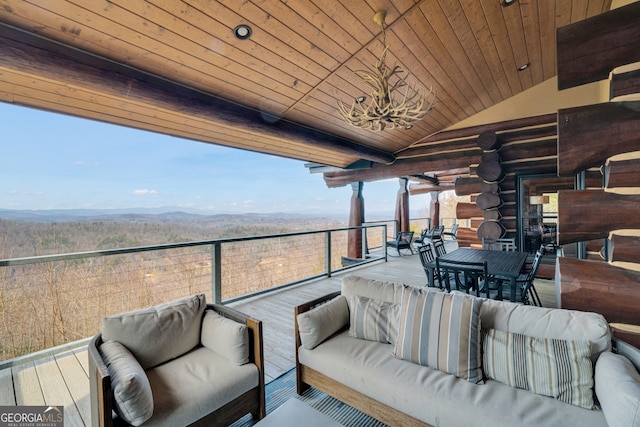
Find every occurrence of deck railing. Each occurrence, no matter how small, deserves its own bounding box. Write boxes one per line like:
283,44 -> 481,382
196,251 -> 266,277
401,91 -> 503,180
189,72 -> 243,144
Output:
0,224 -> 387,362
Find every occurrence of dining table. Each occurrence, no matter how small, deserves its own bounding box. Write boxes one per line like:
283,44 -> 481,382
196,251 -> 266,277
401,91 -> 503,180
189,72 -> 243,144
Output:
425,247 -> 528,302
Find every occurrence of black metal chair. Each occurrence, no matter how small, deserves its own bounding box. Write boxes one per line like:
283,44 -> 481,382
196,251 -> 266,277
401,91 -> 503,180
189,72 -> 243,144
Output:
414,225 -> 444,246
482,237 -> 516,251
487,246 -> 544,305
386,231 -> 415,256
432,237 -> 447,257
443,223 -> 459,240
436,258 -> 489,297
418,244 -> 438,288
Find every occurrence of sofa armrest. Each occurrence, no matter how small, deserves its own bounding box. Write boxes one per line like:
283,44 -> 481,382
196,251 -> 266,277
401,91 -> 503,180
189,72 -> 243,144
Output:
294,291 -> 345,394
207,303 -> 265,420
88,333 -> 114,427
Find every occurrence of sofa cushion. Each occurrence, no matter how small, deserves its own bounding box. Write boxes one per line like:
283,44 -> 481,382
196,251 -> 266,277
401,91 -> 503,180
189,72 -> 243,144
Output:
299,331 -> 608,427
341,275 -> 406,306
348,295 -> 400,344
102,294 -> 206,369
145,347 -> 259,426
201,309 -> 249,365
99,340 -> 153,426
483,328 -> 594,409
297,295 -> 349,350
478,297 -> 611,362
595,351 -> 640,427
394,285 -> 483,383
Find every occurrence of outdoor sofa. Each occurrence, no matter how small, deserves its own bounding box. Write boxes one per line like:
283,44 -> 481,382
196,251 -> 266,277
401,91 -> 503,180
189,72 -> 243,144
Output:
295,275 -> 640,427
88,293 -> 265,426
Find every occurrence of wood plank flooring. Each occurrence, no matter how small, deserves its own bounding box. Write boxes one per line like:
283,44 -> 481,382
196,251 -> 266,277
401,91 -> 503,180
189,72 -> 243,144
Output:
0,245 -> 558,426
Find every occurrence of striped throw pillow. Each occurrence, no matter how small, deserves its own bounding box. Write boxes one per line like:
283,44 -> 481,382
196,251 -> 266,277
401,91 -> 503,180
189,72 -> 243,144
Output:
394,285 -> 483,383
483,328 -> 594,409
348,295 -> 400,344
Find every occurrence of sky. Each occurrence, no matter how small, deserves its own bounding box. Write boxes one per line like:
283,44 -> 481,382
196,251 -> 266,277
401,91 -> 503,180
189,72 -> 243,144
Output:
1,103 -> 430,218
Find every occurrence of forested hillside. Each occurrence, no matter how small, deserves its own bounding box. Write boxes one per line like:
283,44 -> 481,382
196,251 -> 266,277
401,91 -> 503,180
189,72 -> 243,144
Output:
0,212 -> 346,259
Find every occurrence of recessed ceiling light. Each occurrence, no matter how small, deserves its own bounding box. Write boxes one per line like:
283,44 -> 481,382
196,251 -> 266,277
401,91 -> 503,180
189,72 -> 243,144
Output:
355,96 -> 366,103
517,63 -> 530,71
502,0 -> 517,6
405,125 -> 413,130
233,24 -> 252,40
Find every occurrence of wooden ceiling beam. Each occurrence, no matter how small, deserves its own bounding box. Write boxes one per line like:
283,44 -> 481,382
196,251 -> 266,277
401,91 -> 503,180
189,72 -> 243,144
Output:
0,23 -> 396,165
323,153 -> 479,188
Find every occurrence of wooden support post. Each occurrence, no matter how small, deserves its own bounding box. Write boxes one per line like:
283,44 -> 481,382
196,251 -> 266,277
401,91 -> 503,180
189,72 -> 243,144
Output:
347,182 -> 364,259
395,178 -> 410,233
429,191 -> 440,228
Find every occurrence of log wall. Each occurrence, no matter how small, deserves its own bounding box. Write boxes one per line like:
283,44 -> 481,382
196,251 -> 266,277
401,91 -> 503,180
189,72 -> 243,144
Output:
555,3 -> 640,348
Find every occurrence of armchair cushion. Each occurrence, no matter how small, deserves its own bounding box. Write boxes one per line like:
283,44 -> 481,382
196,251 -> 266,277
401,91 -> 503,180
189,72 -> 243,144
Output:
297,295 -> 349,350
101,294 -> 206,369
99,340 -> 154,426
595,351 -> 640,427
201,309 -> 249,365
348,295 -> 400,344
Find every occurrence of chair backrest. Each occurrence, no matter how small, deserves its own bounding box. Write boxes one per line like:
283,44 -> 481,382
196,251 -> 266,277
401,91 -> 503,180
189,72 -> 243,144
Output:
449,224 -> 459,235
482,237 -> 516,251
525,247 -> 544,283
418,244 -> 435,268
436,258 -> 488,297
433,238 -> 447,257
396,231 -> 414,244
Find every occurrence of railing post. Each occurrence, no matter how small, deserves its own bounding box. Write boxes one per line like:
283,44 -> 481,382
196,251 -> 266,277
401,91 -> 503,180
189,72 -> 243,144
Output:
211,242 -> 222,304
325,230 -> 332,277
384,225 -> 388,261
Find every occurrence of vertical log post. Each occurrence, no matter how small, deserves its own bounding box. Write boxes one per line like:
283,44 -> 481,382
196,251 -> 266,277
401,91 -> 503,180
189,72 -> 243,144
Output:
395,178 -> 410,233
429,191 -> 440,228
347,182 -> 364,259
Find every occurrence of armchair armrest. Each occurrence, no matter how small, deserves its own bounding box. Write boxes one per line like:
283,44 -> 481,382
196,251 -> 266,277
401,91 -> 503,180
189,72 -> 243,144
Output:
294,291 -> 345,394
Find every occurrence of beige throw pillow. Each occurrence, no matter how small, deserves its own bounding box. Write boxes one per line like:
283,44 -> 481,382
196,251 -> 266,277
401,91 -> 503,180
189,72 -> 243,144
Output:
297,295 -> 349,350
201,310 -> 249,365
100,340 -> 154,426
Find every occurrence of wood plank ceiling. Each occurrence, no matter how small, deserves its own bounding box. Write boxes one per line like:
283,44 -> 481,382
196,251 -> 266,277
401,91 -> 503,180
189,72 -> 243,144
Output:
0,0 -> 612,176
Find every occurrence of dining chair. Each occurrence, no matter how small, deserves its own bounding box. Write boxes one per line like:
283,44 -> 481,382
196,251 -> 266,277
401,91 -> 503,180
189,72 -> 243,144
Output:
488,246 -> 544,305
432,237 -> 447,257
386,231 -> 415,256
414,225 -> 444,246
482,237 -> 516,251
436,258 -> 489,297
417,244 -> 440,288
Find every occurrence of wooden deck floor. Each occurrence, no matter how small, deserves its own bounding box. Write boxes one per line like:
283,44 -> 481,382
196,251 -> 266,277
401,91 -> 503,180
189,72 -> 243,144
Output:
0,244 -> 558,426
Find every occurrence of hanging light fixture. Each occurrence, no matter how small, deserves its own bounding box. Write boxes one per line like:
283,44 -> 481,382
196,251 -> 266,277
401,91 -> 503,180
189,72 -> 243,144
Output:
337,10 -> 436,132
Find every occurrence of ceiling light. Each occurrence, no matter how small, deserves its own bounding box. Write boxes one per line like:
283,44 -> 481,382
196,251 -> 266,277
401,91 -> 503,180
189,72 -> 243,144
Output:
502,0 -> 517,6
518,63 -> 530,71
233,24 -> 252,40
337,10 -> 436,132
356,96 -> 366,103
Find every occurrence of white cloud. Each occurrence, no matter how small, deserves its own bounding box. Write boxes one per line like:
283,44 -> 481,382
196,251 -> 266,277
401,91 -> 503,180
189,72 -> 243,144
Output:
132,189 -> 159,196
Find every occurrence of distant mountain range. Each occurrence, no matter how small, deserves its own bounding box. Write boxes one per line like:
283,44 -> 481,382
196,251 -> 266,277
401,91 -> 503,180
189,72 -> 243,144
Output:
0,208 -> 355,224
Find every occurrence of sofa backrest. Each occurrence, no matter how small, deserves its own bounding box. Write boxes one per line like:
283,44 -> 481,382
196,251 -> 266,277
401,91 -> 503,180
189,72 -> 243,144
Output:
101,293 -> 207,369
479,297 -> 612,360
341,275 -> 406,306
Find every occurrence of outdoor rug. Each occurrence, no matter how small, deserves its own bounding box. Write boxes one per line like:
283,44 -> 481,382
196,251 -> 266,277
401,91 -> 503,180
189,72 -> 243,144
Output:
230,368 -> 387,426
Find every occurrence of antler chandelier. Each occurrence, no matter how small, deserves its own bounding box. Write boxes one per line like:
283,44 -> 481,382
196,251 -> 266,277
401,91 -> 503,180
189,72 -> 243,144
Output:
338,11 -> 436,132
